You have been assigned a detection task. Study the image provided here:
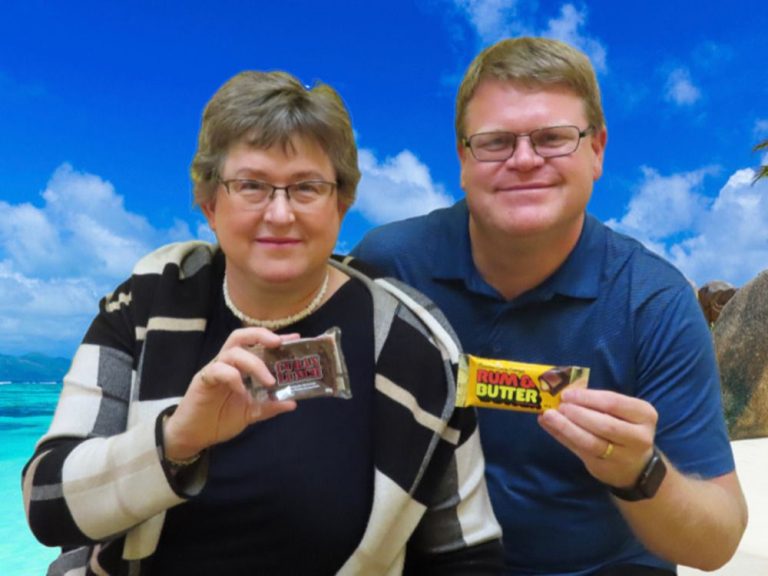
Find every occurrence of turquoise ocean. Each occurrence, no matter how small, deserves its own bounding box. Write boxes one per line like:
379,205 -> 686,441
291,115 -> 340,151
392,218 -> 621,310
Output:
0,382 -> 61,575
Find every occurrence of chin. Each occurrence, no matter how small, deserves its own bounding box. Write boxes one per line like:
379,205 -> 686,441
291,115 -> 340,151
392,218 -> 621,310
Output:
257,269 -> 304,285
494,211 -> 554,233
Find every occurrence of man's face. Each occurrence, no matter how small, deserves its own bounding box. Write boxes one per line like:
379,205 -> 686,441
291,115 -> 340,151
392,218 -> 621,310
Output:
459,79 -> 606,242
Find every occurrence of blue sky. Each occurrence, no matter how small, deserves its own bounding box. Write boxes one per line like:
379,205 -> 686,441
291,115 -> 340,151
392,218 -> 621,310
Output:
2,0 -> 767,357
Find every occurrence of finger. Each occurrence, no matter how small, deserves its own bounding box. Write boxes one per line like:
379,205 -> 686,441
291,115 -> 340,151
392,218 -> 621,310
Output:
556,401 -> 650,451
540,406 -> 656,484
218,346 -> 276,388
598,441 -> 615,460
538,408 -> 604,457
222,326 -> 284,351
195,358 -> 258,404
279,333 -> 301,344
248,399 -> 297,421
561,388 -> 658,427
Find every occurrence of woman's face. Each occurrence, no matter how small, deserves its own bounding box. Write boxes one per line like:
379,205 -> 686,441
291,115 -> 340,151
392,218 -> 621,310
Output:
202,136 -> 346,293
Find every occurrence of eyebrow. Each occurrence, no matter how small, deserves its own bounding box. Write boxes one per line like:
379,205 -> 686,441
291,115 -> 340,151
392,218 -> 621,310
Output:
230,169 -> 330,181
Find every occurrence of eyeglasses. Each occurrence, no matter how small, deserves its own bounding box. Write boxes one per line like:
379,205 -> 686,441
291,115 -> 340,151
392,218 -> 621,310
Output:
218,178 -> 337,211
462,125 -> 594,162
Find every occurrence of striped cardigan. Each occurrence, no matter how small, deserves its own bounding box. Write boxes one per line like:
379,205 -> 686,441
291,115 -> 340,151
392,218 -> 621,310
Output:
22,241 -> 502,575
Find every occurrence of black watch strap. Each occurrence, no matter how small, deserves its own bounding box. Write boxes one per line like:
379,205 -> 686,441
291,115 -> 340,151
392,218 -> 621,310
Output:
609,446 -> 667,501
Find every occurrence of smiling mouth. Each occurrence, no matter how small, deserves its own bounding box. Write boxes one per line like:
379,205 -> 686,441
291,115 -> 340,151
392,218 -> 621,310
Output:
257,238 -> 300,245
496,182 -> 551,192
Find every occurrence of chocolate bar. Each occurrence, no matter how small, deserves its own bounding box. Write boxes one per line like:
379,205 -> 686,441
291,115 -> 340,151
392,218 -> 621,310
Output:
244,327 -> 351,402
456,354 -> 590,413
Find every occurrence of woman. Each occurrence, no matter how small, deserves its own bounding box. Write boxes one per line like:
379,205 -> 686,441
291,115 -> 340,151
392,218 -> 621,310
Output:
22,71 -> 502,575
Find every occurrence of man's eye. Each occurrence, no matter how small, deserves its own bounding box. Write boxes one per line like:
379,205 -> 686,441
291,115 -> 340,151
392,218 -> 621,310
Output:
478,134 -> 513,151
535,130 -> 572,147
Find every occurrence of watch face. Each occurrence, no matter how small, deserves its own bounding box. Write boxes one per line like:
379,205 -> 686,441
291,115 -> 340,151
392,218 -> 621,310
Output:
639,451 -> 667,498
610,447 -> 667,501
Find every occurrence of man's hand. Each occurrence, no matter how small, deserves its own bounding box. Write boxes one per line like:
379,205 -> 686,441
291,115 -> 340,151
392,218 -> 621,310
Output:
537,388 -> 657,488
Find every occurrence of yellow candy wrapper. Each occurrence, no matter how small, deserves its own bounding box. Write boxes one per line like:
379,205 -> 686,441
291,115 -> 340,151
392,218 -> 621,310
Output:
456,354 -> 589,413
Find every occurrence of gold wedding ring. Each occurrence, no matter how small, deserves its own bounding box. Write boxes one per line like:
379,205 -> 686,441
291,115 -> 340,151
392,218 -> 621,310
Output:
599,441 -> 615,460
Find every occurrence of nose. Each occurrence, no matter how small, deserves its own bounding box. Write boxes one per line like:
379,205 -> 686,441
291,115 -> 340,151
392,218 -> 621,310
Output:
504,136 -> 544,171
263,189 -> 296,224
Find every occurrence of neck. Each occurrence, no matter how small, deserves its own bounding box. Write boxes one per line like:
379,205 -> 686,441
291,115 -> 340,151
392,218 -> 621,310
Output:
469,215 -> 584,300
223,266 -> 330,329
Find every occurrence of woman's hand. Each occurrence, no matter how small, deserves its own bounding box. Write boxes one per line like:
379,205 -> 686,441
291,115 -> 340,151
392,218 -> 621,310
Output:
163,327 -> 298,461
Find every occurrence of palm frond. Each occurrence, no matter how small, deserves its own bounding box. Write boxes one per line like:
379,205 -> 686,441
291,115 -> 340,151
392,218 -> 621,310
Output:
753,139 -> 768,184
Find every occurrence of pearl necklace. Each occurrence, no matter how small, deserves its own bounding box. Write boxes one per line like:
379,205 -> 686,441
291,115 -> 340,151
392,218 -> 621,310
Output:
223,270 -> 330,330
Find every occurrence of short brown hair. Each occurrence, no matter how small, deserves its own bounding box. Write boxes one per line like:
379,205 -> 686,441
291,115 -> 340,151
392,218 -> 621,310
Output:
191,71 -> 360,209
456,37 -> 605,141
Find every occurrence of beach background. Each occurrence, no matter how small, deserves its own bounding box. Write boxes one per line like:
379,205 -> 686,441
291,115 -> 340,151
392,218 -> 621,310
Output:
0,382 -> 61,575
3,2 -> 768,575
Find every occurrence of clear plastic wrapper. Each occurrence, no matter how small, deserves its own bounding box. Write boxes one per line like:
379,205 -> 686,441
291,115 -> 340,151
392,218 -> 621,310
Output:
244,327 -> 351,402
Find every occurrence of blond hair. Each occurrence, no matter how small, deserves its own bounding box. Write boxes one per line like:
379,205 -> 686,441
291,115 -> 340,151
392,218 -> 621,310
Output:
456,37 -> 605,141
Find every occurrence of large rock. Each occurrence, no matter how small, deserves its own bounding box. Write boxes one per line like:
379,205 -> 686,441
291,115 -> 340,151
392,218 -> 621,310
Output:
698,280 -> 737,325
713,271 -> 768,440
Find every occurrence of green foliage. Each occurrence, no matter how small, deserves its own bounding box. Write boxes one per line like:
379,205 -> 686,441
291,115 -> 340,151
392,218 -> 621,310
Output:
754,139 -> 768,183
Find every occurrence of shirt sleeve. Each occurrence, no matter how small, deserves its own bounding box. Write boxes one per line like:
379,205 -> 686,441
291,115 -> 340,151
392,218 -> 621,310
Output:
634,282 -> 734,477
21,278 -> 187,547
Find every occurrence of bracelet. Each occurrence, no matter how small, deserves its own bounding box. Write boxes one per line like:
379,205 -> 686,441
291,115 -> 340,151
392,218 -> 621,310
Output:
165,452 -> 201,467
161,413 -> 201,468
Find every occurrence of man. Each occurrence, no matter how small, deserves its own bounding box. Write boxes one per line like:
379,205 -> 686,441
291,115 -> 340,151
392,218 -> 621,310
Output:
353,37 -> 747,575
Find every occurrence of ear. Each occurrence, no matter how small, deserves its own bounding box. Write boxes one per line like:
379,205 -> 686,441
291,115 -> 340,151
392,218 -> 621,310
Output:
590,126 -> 608,181
457,139 -> 470,192
201,197 -> 217,233
337,198 -> 351,220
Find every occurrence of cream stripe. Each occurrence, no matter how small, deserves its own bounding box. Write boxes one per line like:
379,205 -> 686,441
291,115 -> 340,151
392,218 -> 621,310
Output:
132,241 -> 212,276
104,292 -> 132,313
376,376 -> 460,445
146,317 -> 206,332
135,317 -> 205,341
374,278 -> 460,362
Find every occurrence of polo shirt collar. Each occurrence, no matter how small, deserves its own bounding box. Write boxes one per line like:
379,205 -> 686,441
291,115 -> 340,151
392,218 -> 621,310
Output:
431,200 -> 603,302
432,200 -> 476,280
543,214 -> 603,301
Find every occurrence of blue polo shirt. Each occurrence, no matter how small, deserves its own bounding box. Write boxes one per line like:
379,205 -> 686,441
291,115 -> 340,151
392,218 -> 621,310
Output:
352,200 -> 734,575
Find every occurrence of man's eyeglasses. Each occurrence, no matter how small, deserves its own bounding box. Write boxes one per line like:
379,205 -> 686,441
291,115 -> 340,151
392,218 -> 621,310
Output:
462,125 -> 594,162
218,179 -> 337,211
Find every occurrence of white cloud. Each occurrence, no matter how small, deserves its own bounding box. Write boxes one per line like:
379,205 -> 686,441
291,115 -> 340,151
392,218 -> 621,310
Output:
542,4 -> 607,73
0,262 -> 99,354
607,166 -> 768,287
755,119 -> 768,137
0,163 -> 200,356
454,0 -> 524,42
2,158 -> 450,355
664,67 -> 701,106
452,1 -> 607,73
355,149 -> 454,225
607,166 -> 715,240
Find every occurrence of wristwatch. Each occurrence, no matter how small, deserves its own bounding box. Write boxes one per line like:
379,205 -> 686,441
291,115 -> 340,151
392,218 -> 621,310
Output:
609,446 -> 667,501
